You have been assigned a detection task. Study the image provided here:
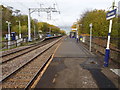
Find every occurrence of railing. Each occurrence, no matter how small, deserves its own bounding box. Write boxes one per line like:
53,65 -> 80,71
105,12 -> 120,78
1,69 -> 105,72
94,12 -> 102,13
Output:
0,34 -> 61,50
1,38 -> 26,50
81,36 -> 120,63
0,36 -> 41,50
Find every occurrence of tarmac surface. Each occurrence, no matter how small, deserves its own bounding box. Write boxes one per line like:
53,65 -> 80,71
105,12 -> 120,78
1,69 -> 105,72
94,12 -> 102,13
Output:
35,37 -> 119,88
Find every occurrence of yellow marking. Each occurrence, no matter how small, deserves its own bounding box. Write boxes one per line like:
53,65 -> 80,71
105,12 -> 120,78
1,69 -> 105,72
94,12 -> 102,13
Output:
31,39 -> 63,88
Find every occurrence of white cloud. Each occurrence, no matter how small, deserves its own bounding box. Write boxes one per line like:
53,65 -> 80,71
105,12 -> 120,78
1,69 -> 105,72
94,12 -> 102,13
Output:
1,0 -> 120,31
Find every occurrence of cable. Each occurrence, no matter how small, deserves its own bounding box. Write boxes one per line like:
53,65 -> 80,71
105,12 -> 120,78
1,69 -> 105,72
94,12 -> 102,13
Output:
51,0 -> 67,29
1,1 -> 28,15
53,0 -> 60,12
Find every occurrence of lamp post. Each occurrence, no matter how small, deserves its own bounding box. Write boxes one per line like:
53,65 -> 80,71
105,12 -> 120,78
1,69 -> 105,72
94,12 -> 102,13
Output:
28,8 -> 31,41
89,23 -> 92,52
76,19 -> 79,42
34,25 -> 36,40
6,21 -> 11,49
49,27 -> 52,34
16,21 -> 21,39
76,24 -> 79,42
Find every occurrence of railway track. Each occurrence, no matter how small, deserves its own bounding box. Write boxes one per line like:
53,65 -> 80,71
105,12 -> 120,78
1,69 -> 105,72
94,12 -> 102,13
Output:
1,37 -> 61,80
1,39 -> 45,57
1,38 -> 58,64
1,37 -> 63,88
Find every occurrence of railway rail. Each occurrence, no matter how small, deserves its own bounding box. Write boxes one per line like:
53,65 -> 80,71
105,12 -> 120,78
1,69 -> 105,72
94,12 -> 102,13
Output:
1,37 -> 63,88
1,38 -> 58,64
0,36 -> 57,57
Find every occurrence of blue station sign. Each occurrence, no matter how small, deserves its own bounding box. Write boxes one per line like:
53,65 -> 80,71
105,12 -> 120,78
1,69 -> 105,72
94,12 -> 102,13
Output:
106,9 -> 117,20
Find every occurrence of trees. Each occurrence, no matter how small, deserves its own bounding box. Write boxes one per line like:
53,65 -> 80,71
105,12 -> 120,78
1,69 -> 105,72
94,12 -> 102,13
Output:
37,22 -> 49,33
76,9 -> 119,48
2,5 -> 13,35
37,22 -> 63,35
79,9 -> 111,37
60,30 -> 66,35
78,9 -> 118,37
1,5 -> 66,39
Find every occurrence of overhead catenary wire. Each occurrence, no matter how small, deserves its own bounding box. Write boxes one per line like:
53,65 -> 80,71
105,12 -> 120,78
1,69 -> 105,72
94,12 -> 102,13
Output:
53,0 -> 60,12
1,1 -> 28,15
43,0 -> 66,30
53,0 -> 68,29
1,0 -> 67,31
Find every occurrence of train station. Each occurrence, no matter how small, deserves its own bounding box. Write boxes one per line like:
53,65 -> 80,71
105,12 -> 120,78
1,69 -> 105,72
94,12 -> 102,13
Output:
35,37 -> 119,88
0,0 -> 120,89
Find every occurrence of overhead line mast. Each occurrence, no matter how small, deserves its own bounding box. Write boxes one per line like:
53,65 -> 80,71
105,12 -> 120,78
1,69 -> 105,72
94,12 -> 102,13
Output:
28,4 -> 60,41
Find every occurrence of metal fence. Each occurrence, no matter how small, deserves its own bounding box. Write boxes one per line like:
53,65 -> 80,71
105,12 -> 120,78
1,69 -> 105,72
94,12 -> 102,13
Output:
81,36 -> 120,63
0,36 -> 45,50
0,33 -> 49,50
1,38 -> 27,50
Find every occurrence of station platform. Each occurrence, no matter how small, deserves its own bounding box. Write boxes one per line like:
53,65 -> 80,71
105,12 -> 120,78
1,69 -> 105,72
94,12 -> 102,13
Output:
35,37 -> 119,88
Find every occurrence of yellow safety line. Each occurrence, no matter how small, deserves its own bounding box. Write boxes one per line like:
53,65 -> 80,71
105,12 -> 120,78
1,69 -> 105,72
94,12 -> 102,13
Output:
31,39 -> 63,88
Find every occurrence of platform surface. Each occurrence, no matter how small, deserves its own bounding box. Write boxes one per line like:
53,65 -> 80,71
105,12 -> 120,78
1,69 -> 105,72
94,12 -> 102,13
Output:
35,37 -> 119,88
54,37 -> 95,58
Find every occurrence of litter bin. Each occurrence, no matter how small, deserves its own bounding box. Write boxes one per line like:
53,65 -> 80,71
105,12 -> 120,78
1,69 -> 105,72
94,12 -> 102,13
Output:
11,32 -> 16,40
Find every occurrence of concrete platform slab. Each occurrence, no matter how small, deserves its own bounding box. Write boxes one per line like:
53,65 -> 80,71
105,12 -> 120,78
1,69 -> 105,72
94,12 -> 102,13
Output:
54,37 -> 95,58
35,37 -> 119,88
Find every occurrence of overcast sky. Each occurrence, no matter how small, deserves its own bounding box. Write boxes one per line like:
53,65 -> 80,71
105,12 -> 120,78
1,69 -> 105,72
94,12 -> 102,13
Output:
1,0 -> 120,33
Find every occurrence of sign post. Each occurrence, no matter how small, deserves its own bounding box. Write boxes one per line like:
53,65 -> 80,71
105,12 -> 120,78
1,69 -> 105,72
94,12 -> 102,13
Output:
16,21 -> 22,39
76,24 -> 79,42
6,21 -> 11,49
89,23 -> 92,52
18,21 -> 22,39
28,8 -> 31,41
104,2 -> 117,67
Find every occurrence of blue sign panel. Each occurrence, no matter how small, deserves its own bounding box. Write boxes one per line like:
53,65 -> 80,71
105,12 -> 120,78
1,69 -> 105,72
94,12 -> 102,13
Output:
106,9 -> 117,20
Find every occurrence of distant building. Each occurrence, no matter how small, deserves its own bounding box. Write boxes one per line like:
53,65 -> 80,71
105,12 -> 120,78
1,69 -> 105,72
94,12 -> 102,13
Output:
118,1 -> 120,18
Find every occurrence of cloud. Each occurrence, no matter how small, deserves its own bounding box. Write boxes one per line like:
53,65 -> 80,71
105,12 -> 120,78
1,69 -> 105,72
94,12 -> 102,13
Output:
1,0 -> 120,31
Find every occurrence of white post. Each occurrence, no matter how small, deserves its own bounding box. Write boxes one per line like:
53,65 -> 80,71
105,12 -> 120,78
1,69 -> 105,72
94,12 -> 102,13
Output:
76,24 -> 79,42
34,25 -> 36,40
106,20 -> 112,49
6,21 -> 11,49
28,8 -> 31,41
19,21 -> 22,39
49,27 -> 51,34
89,23 -> 92,52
